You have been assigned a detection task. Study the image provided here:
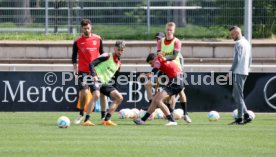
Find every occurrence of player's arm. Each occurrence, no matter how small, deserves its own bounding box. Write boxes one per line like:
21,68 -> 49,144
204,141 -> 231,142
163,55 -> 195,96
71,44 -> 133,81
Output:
89,53 -> 109,78
72,41 -> 78,75
165,50 -> 178,61
99,39 -> 104,55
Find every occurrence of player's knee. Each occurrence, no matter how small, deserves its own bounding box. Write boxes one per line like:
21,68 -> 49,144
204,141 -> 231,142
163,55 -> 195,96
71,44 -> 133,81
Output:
93,91 -> 100,99
117,94 -> 123,103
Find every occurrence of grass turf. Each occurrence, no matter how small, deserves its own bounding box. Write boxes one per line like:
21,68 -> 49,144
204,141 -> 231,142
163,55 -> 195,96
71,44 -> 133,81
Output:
0,112 -> 275,157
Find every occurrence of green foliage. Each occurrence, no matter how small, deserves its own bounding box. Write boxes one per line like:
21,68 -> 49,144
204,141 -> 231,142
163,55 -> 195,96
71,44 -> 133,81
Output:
0,112 -> 276,157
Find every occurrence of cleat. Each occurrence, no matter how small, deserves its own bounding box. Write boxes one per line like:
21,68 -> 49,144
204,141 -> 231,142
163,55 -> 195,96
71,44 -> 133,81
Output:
74,115 -> 84,124
102,120 -> 117,126
82,120 -> 95,126
183,115 -> 192,123
165,121 -> 177,126
228,118 -> 243,125
243,113 -> 252,125
133,118 -> 145,125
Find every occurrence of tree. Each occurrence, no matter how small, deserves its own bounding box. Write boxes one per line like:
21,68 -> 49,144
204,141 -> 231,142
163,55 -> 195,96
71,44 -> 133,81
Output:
14,0 -> 32,26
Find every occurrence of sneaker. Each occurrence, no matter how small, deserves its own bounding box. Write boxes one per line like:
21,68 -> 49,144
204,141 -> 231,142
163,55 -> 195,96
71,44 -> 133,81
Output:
165,121 -> 177,126
228,118 -> 243,125
82,120 -> 95,126
102,120 -> 117,126
74,115 -> 84,124
243,113 -> 252,125
133,118 -> 145,125
183,115 -> 192,123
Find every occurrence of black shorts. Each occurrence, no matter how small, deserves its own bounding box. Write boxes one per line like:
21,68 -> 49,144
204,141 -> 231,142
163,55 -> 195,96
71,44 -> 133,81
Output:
77,72 -> 92,90
89,82 -> 116,97
163,76 -> 184,96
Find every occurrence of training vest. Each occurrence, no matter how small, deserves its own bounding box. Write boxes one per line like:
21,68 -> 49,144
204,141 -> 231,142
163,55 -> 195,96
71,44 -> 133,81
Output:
161,38 -> 183,68
95,53 -> 120,84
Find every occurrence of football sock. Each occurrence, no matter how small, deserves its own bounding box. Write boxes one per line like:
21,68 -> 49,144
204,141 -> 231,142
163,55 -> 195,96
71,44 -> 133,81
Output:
141,112 -> 151,121
104,113 -> 112,121
166,115 -> 175,122
80,109 -> 84,116
84,115 -> 90,122
166,104 -> 174,115
180,102 -> 188,115
101,111 -> 106,119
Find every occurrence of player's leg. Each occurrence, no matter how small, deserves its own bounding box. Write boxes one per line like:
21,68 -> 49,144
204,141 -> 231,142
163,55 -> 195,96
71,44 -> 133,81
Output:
101,85 -> 123,126
82,90 -> 99,126
82,81 -> 101,126
154,91 -> 177,126
179,90 -> 192,123
74,72 -> 89,124
100,93 -> 107,119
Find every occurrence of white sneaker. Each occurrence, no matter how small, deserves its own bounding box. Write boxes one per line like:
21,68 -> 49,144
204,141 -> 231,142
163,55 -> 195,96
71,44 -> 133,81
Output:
74,115 -> 84,124
183,115 -> 192,123
165,121 -> 177,126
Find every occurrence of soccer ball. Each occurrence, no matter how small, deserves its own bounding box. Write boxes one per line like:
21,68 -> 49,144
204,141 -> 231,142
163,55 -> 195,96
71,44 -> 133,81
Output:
247,110 -> 256,120
57,116 -> 70,128
154,108 -> 164,119
208,111 -> 220,121
173,109 -> 184,120
118,109 -> 130,119
232,109 -> 255,120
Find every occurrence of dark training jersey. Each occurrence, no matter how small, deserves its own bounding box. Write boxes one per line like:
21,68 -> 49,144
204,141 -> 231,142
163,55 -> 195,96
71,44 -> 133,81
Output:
72,33 -> 104,73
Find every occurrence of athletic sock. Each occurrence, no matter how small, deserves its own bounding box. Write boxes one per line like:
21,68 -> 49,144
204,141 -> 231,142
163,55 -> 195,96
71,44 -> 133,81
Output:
166,115 -> 175,122
84,115 -> 90,122
101,111 -> 106,119
104,113 -> 112,121
141,112 -> 151,121
166,104 -> 174,115
180,102 -> 188,115
80,109 -> 84,116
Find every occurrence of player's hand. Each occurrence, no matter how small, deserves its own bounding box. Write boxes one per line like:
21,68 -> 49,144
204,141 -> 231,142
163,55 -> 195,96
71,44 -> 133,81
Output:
157,51 -> 164,57
93,76 -> 98,82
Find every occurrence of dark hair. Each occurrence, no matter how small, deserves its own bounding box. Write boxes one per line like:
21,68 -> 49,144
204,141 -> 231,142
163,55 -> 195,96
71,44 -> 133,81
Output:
81,19 -> 92,27
146,53 -> 156,63
229,25 -> 239,31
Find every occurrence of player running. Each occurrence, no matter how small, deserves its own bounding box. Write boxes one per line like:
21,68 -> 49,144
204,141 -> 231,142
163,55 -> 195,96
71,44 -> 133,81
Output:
82,41 -> 125,126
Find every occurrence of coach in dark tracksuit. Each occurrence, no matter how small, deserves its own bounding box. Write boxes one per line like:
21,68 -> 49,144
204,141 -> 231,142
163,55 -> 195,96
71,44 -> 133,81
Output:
227,26 -> 252,125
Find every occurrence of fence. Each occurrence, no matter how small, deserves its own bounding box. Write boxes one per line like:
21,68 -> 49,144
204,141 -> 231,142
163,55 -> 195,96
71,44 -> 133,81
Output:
0,0 -> 275,38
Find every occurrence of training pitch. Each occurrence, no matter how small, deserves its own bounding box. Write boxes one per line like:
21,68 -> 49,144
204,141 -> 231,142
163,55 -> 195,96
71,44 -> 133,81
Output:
0,112 -> 275,157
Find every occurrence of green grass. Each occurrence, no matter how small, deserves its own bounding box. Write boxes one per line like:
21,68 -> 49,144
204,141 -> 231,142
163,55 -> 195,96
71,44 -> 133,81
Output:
0,24 -> 230,40
0,112 -> 275,157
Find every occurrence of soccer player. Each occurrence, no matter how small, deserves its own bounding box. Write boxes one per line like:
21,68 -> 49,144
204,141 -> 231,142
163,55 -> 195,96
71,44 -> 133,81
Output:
227,26 -> 252,125
134,53 -> 185,126
72,19 -> 107,124
157,22 -> 191,123
82,41 -> 125,126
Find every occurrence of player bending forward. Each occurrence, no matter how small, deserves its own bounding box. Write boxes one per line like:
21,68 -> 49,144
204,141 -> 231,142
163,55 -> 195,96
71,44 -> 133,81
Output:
134,53 -> 185,126
82,41 -> 125,126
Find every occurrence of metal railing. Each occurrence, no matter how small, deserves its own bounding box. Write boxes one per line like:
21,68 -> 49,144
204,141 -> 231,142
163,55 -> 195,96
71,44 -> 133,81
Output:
0,0 -> 275,38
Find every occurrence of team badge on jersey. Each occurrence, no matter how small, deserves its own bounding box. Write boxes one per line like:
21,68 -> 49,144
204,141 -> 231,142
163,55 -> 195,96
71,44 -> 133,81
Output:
93,40 -> 97,46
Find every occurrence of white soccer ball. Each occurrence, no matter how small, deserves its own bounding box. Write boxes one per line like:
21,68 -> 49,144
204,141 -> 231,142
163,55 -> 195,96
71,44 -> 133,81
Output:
118,108 -> 130,119
57,116 -> 70,128
154,108 -> 164,119
173,109 -> 184,120
208,111 -> 220,122
131,108 -> 140,119
232,109 -> 255,120
247,110 -> 256,120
